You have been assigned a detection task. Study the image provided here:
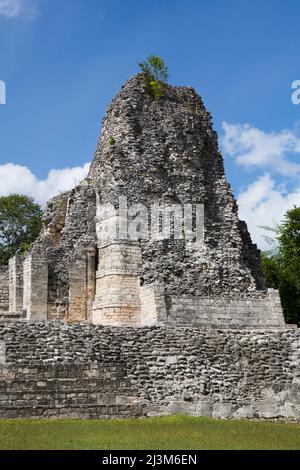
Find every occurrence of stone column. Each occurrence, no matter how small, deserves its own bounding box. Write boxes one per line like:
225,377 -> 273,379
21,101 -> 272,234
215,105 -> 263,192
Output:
92,197 -> 143,326
8,255 -> 24,314
0,265 -> 9,315
86,247 -> 96,322
68,247 -> 96,323
92,241 -> 142,326
23,253 -> 48,321
68,250 -> 88,322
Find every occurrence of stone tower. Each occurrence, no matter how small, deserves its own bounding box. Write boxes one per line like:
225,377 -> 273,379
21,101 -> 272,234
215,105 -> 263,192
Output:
2,75 -> 285,327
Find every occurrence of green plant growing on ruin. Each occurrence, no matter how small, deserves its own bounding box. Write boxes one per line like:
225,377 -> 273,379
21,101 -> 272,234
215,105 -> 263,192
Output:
138,55 -> 169,99
109,136 -> 116,146
149,79 -> 164,99
19,243 -> 32,256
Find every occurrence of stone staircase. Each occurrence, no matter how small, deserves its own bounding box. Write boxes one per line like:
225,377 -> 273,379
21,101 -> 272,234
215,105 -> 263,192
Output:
0,364 -> 145,419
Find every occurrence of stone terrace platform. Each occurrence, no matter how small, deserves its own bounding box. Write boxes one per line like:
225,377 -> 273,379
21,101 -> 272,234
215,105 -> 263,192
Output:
0,321 -> 299,420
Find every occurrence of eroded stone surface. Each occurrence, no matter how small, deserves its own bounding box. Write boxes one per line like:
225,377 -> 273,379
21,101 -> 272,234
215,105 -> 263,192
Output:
0,75 -> 285,327
0,74 -> 297,420
0,321 -> 299,420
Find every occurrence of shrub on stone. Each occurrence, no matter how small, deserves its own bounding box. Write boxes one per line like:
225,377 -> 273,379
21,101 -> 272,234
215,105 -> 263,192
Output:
138,55 -> 168,99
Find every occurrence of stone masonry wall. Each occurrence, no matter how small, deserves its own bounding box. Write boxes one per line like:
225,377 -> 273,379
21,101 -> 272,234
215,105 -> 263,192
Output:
0,266 -> 8,314
6,74 -> 277,326
166,289 -> 285,327
0,321 -> 299,420
28,184 -> 97,321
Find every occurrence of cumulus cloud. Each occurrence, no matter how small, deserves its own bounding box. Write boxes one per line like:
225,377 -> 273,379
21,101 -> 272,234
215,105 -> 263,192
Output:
237,174 -> 300,250
221,121 -> 300,249
222,122 -> 300,177
0,162 -> 90,206
0,0 -> 38,18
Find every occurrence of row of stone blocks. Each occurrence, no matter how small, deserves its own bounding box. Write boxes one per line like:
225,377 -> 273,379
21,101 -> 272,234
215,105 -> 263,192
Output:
0,370 -> 298,420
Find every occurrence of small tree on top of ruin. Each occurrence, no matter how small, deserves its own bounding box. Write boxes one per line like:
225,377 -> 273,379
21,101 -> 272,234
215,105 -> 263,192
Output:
138,55 -> 169,99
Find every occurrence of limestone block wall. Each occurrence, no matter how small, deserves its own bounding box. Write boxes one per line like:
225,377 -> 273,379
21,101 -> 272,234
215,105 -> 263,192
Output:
0,322 -> 299,420
2,246 -> 285,328
166,289 -> 285,327
91,233 -> 285,328
38,185 -> 96,321
0,266 -> 8,314
140,284 -> 167,326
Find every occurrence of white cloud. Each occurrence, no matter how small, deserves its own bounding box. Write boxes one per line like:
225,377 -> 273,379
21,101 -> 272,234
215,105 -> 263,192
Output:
221,121 -> 300,249
0,162 -> 90,206
222,122 -> 300,177
0,0 -> 38,19
237,174 -> 300,250
0,0 -> 22,17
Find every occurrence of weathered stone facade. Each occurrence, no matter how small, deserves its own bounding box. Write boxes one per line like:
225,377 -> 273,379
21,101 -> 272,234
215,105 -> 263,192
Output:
0,74 -> 298,420
0,75 -> 286,328
0,322 -> 299,420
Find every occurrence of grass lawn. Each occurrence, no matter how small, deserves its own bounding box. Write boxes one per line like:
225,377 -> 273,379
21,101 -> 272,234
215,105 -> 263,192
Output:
0,416 -> 299,450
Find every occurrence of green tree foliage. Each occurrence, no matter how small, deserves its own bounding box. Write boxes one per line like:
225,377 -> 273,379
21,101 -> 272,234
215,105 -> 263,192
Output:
0,194 -> 42,265
261,206 -> 300,324
138,55 -> 169,99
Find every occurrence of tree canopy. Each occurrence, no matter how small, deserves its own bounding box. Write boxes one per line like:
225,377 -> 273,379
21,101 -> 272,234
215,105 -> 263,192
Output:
0,194 -> 42,265
261,206 -> 300,325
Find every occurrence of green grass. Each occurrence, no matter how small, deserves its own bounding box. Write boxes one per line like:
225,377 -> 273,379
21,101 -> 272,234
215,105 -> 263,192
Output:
0,416 -> 299,450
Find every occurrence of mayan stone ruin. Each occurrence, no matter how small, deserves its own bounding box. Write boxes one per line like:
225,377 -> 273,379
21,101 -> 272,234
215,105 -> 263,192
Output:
0,74 -> 299,420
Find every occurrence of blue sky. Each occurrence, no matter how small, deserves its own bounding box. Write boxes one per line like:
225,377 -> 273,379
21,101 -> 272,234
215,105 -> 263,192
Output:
1,0 -> 300,247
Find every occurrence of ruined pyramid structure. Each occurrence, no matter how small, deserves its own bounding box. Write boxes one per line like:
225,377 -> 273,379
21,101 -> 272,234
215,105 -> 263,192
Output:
2,75 -> 285,327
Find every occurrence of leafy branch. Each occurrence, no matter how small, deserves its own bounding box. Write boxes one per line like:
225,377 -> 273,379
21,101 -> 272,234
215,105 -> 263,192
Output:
138,55 -> 169,100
